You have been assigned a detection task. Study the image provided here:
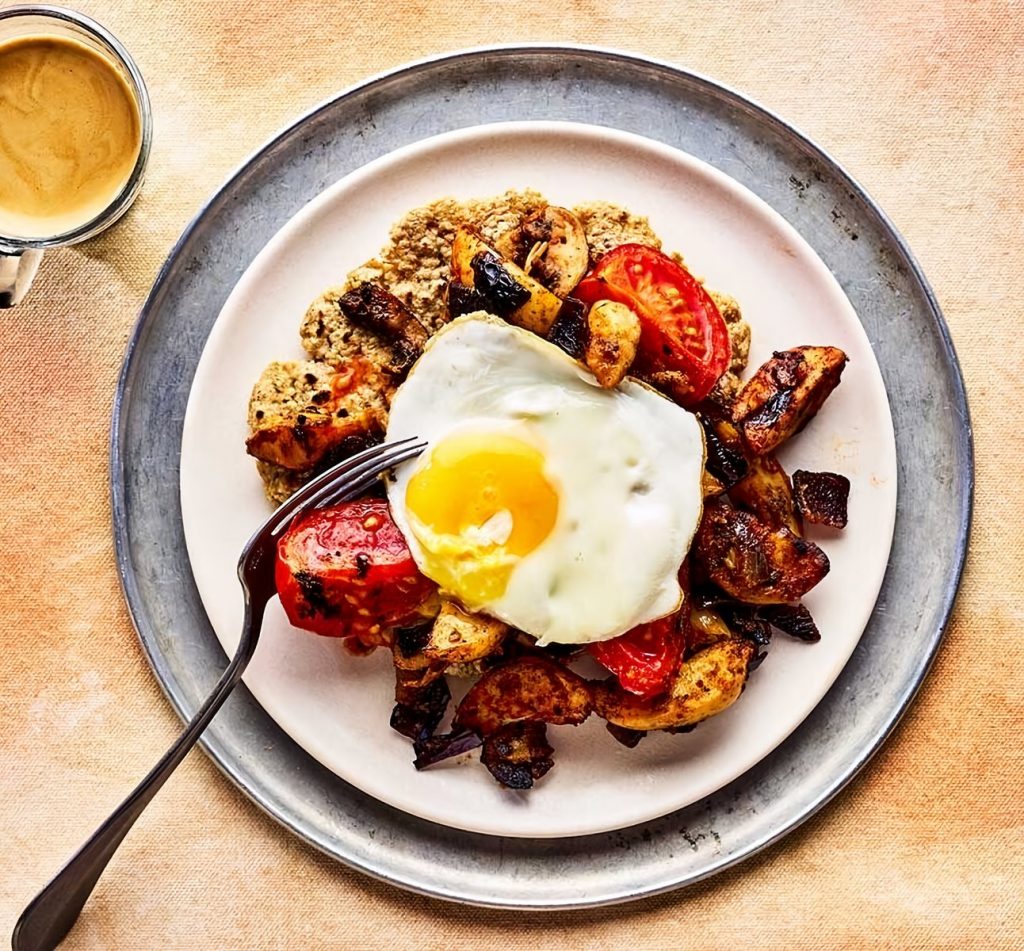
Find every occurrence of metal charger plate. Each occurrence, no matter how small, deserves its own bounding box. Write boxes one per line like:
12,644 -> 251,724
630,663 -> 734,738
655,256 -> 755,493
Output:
112,46 -> 972,908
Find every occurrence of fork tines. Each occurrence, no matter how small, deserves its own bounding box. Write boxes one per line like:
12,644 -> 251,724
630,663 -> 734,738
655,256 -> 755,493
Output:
269,437 -> 426,537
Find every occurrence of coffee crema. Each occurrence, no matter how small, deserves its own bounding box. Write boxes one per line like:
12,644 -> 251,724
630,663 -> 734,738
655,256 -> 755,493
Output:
0,35 -> 142,240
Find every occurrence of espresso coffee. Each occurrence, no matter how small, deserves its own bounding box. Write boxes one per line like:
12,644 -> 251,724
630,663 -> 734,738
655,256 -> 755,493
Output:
0,35 -> 142,239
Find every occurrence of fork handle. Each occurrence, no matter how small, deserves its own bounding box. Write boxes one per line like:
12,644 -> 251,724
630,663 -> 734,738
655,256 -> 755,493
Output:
12,598 -> 265,951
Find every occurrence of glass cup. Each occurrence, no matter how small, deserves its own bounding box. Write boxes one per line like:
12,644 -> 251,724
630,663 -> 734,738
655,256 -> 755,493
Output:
0,5 -> 153,307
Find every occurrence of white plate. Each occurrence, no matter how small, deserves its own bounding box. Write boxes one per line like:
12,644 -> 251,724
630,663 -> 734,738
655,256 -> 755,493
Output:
180,121 -> 897,838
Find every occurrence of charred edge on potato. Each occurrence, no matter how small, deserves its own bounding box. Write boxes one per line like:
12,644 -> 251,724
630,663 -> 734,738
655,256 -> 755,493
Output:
729,455 -> 803,536
732,346 -> 848,455
395,621 -> 432,659
698,414 -> 749,487
605,722 -> 647,748
480,721 -> 555,789
454,655 -> 594,737
424,600 -> 510,666
593,639 -> 756,731
694,500 -> 830,604
390,676 -> 451,743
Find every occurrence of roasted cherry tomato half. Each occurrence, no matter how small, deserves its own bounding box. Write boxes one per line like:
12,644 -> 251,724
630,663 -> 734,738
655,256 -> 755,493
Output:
574,244 -> 731,405
275,499 -> 435,639
589,613 -> 685,699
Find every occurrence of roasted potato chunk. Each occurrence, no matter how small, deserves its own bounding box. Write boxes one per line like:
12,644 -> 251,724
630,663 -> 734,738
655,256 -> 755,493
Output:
584,299 -> 641,388
732,346 -> 848,455
455,656 -> 593,736
496,205 -> 590,298
594,638 -> 756,731
245,358 -> 389,471
391,622 -> 444,686
729,455 -> 803,536
694,500 -> 830,604
792,470 -> 851,528
423,600 -> 509,666
451,228 -> 563,335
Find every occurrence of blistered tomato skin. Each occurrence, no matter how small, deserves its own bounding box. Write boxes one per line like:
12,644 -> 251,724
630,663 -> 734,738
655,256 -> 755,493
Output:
575,244 -> 731,405
588,614 -> 686,699
275,500 -> 436,639
588,561 -> 690,698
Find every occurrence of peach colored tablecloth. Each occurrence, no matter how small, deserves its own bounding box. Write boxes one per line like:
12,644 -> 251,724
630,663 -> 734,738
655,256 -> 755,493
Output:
2,1 -> 1022,947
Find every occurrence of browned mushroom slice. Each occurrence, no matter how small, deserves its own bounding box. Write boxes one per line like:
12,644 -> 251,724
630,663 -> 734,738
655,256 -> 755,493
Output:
336,281 -> 429,376
697,400 -> 749,489
605,722 -> 647,748
413,728 -> 483,770
758,603 -> 821,642
444,280 -> 491,319
496,205 -> 590,298
300,282 -> 428,379
792,469 -> 851,528
391,622 -> 444,686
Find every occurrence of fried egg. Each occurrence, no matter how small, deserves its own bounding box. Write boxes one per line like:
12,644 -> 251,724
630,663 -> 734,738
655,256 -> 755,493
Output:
385,313 -> 705,645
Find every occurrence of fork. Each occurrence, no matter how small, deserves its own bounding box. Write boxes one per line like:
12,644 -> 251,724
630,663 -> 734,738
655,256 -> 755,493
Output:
12,436 -> 426,951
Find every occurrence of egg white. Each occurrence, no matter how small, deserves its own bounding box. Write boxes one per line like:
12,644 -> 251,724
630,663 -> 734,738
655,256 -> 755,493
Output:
385,313 -> 705,645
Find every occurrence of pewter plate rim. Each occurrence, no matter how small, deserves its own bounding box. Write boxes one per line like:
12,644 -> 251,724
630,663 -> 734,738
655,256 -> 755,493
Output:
110,44 -> 973,909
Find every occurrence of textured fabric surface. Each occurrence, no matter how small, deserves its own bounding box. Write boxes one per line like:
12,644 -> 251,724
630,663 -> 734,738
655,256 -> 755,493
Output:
1,0 -> 1021,948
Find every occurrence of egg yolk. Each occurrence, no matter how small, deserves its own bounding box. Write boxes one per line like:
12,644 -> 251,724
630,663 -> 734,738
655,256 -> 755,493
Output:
404,432 -> 559,605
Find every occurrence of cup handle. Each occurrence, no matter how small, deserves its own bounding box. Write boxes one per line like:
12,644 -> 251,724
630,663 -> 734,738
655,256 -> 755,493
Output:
0,249 -> 44,307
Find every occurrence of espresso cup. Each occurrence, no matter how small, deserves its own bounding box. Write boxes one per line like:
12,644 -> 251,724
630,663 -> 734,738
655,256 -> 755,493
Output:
0,5 -> 152,307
